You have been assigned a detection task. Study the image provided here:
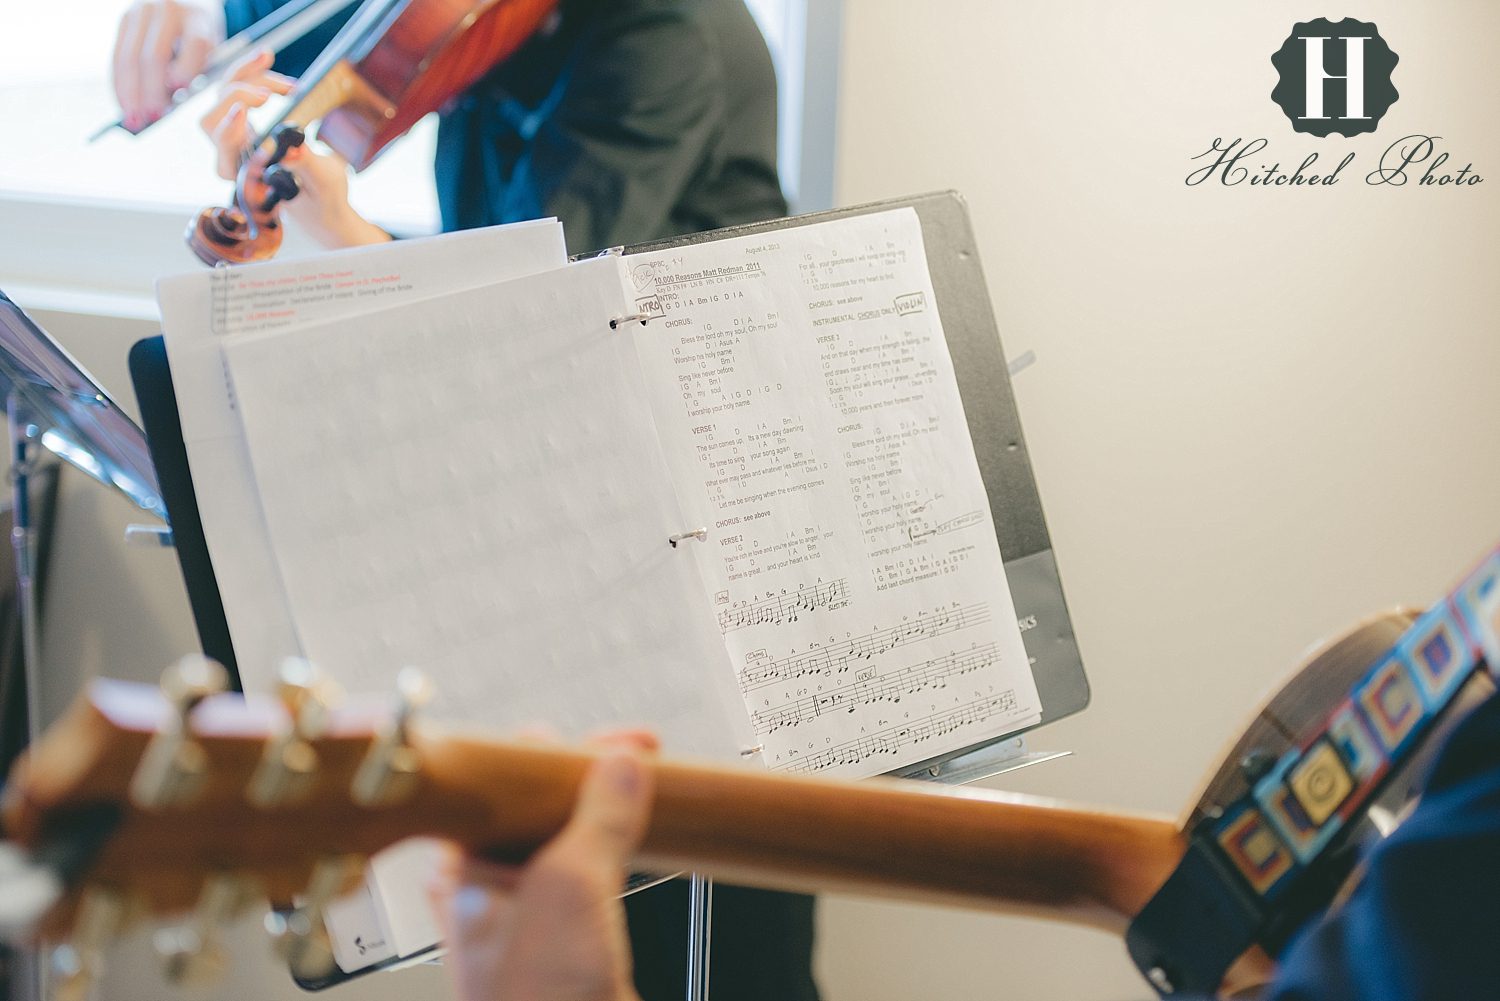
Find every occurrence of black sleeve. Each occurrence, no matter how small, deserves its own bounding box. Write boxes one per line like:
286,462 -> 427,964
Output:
521,6 -> 728,253
223,0 -> 356,79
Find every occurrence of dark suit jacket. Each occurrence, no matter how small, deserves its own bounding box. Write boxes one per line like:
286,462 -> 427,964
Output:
224,0 -> 787,255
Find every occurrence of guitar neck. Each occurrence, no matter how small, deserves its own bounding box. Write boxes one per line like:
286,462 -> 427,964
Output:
8,687 -> 1183,937
418,738 -> 1186,931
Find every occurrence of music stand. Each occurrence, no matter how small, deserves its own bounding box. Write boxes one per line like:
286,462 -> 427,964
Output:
0,292 -> 168,1001
0,292 -> 167,746
131,193 -> 1088,998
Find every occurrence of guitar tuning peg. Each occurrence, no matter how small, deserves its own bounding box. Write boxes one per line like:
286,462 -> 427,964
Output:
277,656 -> 340,735
153,873 -> 257,987
48,886 -> 129,1001
263,856 -> 353,981
264,908 -> 337,982
247,658 -> 340,809
130,655 -> 229,810
350,668 -> 432,807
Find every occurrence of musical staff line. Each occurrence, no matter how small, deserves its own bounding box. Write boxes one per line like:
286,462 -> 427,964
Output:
776,690 -> 1022,774
738,602 -> 992,691
749,643 -> 1000,735
718,578 -> 850,633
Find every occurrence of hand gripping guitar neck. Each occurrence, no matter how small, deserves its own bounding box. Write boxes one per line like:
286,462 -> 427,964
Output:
3,547 -> 1498,997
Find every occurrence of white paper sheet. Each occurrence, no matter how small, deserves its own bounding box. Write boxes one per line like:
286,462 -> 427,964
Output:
628,209 -> 1041,778
219,256 -> 750,754
156,221 -> 568,681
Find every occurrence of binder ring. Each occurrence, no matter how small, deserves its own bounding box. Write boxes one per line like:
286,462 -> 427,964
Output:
609,314 -> 650,330
668,528 -> 708,548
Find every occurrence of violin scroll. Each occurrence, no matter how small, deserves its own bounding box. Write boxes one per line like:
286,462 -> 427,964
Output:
186,124 -> 306,267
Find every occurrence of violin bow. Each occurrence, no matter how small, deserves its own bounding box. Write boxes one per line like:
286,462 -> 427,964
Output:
88,0 -> 361,141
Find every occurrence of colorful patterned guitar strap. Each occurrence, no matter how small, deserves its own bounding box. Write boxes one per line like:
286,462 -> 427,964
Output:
1125,544 -> 1500,995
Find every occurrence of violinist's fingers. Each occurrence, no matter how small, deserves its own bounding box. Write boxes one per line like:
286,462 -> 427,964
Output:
211,103 -> 249,181
112,4 -> 150,124
224,48 -> 276,86
199,82 -> 276,139
166,31 -> 215,92
139,2 -> 181,121
112,1 -> 224,125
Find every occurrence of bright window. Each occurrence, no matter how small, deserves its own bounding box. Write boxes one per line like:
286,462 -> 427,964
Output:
0,0 -> 439,232
0,0 -> 831,232
0,0 -> 837,320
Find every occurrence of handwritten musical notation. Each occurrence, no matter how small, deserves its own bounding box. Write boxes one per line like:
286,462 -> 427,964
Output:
626,211 -> 1043,780
749,642 -> 1000,734
776,690 -> 1022,775
717,578 -> 851,634
738,602 -> 992,690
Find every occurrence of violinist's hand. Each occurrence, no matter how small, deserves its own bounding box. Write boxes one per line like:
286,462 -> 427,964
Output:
113,0 -> 224,128
427,730 -> 656,1001
200,51 -> 392,249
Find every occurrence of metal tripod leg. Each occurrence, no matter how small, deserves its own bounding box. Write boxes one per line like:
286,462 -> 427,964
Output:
684,874 -> 712,1001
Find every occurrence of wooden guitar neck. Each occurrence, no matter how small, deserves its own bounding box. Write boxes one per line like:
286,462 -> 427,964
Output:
421,737 -> 1186,931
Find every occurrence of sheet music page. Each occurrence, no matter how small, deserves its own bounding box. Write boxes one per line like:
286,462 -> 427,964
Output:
219,256 -> 750,757
628,208 -> 1041,779
156,221 -> 567,682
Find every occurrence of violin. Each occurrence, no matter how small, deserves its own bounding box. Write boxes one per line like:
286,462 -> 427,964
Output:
187,0 -> 558,266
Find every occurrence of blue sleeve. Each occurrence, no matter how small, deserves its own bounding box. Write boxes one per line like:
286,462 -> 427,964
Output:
223,0 -> 354,79
1266,691 -> 1500,1000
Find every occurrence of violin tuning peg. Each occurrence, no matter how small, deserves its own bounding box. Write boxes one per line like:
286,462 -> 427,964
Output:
351,668 -> 432,808
259,165 -> 301,212
266,124 -> 306,166
154,873 -> 256,987
130,656 -> 229,810
247,659 -> 339,809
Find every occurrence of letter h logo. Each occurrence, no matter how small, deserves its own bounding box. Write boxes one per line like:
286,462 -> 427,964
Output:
1271,18 -> 1399,137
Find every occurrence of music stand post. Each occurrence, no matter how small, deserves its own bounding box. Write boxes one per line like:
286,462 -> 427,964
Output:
7,392 -> 44,750
685,874 -> 711,1001
0,293 -> 171,1001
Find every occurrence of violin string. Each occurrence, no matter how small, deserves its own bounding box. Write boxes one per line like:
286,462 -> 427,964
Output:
251,0 -> 402,149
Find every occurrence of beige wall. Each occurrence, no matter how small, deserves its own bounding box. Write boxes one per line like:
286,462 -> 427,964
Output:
821,1 -> 1500,998
20,2 -> 1500,1000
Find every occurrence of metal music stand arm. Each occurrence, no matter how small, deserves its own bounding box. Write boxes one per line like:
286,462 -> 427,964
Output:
6,391 -> 43,749
4,391 -> 44,1001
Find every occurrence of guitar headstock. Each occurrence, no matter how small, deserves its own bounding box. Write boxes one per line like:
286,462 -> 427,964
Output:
0,657 -> 448,997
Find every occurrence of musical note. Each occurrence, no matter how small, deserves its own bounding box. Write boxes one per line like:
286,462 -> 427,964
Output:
776,690 -> 1021,775
718,578 -> 851,634
738,602 -> 990,691
748,643 -> 1000,735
